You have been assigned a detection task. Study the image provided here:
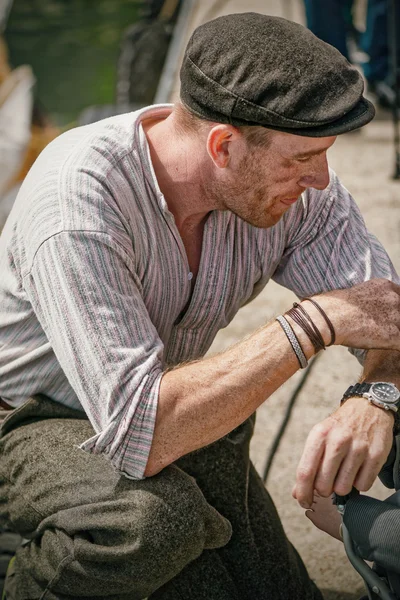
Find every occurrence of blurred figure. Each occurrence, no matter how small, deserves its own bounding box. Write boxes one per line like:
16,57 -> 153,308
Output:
304,0 -> 400,108
303,0 -> 354,61
362,0 -> 400,108
363,0 -> 389,83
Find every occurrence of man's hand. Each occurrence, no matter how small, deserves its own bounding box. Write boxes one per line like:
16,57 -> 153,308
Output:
292,397 -> 394,508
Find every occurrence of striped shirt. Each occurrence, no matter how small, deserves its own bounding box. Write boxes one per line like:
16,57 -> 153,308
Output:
0,104 -> 398,479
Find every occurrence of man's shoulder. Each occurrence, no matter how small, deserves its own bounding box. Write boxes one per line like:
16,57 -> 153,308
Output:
45,110 -> 146,176
2,109 -> 156,275
55,104 -> 172,179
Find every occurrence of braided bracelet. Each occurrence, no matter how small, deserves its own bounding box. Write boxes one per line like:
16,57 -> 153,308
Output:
276,315 -> 308,369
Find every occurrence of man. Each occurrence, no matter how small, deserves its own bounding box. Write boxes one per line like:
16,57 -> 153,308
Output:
1,12 -> 400,600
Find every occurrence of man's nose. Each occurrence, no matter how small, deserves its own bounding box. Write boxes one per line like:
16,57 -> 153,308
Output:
299,156 -> 330,190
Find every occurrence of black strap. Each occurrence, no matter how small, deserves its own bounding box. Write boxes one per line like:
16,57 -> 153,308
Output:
341,382 -> 372,405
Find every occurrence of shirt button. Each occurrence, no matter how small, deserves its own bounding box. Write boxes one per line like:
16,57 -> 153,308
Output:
188,272 -> 193,281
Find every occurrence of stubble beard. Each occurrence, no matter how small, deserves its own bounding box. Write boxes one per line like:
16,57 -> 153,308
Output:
206,150 -> 283,229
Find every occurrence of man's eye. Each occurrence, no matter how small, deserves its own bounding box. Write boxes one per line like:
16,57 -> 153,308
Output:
296,156 -> 311,163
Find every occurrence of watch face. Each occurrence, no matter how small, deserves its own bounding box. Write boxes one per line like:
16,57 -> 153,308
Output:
371,382 -> 400,404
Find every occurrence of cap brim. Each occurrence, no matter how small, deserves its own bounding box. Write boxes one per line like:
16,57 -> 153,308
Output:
262,97 -> 375,137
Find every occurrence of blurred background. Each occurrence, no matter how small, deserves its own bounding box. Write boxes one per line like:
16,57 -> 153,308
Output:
1,0 -> 399,232
2,0 -> 182,124
5,0 -> 142,125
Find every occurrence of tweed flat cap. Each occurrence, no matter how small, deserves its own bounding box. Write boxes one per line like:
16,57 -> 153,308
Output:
180,13 -> 375,137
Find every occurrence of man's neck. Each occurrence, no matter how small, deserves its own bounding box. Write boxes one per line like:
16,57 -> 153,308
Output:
143,114 -> 217,230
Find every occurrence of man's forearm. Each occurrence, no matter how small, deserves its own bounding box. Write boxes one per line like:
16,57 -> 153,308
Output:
145,279 -> 400,478
144,319 -> 313,476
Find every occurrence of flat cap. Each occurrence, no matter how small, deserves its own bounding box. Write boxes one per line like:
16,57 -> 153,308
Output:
180,13 -> 375,137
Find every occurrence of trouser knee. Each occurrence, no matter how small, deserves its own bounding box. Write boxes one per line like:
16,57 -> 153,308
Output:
16,464 -> 232,599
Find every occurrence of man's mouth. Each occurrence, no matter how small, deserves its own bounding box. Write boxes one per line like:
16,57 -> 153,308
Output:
280,196 -> 299,206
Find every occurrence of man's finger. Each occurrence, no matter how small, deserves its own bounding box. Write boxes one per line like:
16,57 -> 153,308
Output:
330,441 -> 367,496
313,437 -> 349,497
294,425 -> 327,508
353,449 -> 389,492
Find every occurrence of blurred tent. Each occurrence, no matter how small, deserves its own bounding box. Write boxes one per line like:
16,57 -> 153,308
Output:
0,60 -> 35,226
0,0 -> 60,231
0,33 -> 60,232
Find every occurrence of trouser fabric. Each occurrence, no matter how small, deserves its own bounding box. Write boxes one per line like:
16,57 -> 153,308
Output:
0,395 -> 322,600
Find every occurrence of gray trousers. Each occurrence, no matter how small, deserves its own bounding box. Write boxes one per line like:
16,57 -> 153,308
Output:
0,396 -> 322,600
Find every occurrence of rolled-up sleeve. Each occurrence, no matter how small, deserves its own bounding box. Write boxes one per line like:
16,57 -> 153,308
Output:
272,169 -> 400,363
25,230 -> 163,480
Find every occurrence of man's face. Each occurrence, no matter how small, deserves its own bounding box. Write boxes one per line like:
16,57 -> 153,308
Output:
213,131 -> 337,229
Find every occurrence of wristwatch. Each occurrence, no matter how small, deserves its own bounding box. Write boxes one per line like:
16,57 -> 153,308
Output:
341,382 -> 400,413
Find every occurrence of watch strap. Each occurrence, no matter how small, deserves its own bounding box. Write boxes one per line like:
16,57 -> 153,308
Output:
341,382 -> 372,404
341,383 -> 400,435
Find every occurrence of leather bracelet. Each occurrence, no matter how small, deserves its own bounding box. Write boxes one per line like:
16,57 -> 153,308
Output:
293,303 -> 326,351
303,297 -> 336,346
285,305 -> 325,353
276,315 -> 308,369
286,307 -> 323,353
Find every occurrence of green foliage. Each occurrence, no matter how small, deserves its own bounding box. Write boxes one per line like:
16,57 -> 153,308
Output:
5,0 -> 143,124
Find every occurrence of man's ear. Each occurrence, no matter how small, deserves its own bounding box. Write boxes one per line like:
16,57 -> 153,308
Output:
206,125 -> 241,168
